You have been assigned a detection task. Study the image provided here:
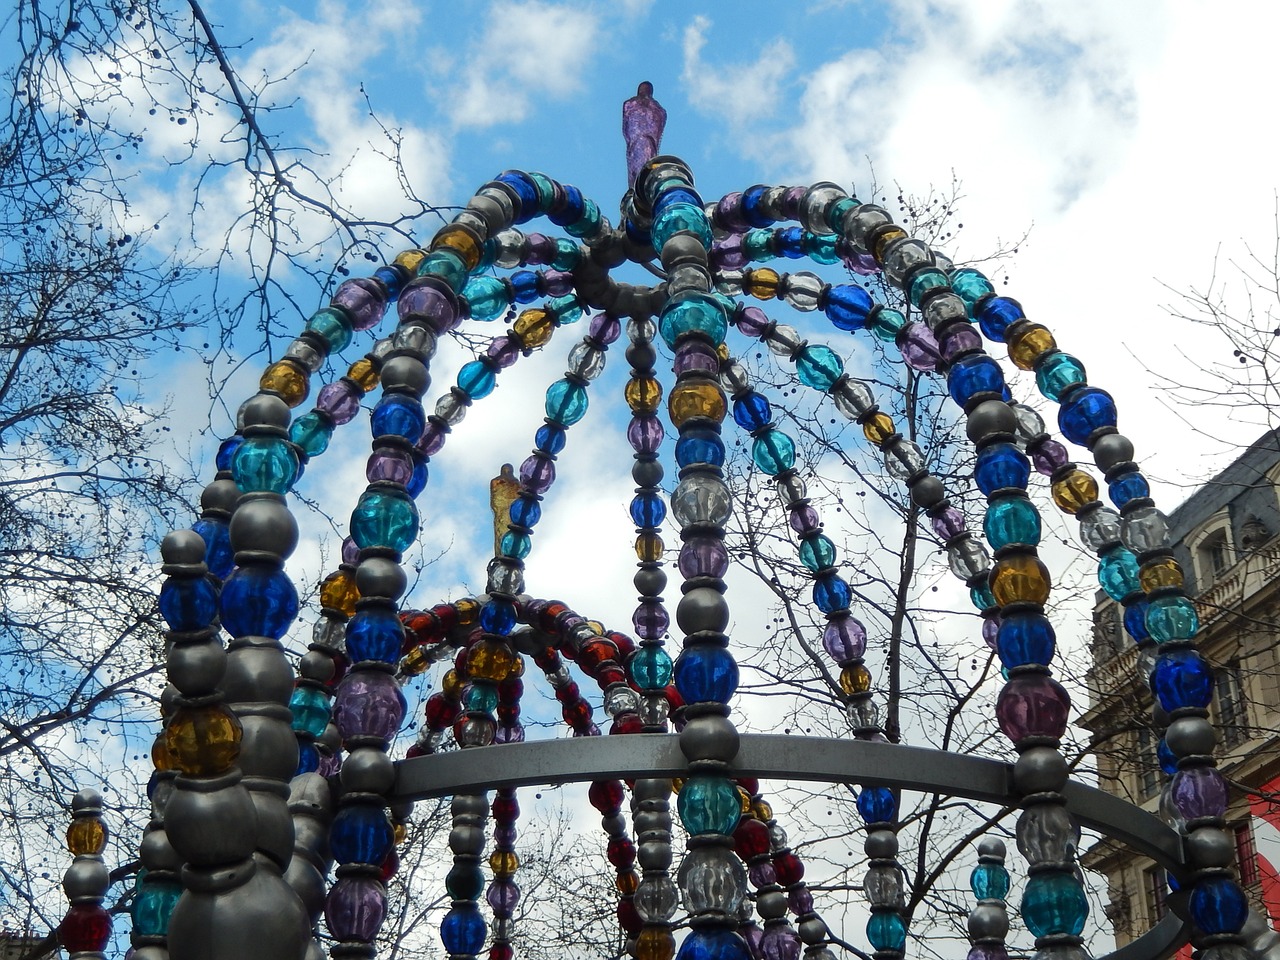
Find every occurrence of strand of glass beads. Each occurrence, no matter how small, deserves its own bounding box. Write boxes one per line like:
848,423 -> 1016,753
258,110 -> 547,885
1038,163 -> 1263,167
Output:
61,789 -> 111,959
487,787 -> 521,960
966,839 -> 1012,960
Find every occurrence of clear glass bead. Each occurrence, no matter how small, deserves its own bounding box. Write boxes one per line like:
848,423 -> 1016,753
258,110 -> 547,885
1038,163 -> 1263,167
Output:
765,324 -> 803,357
948,537 -> 990,580
783,272 -> 824,312
370,338 -> 394,360
923,292 -> 968,332
883,238 -> 935,286
776,473 -> 807,506
486,558 -> 524,595
284,338 -> 324,372
715,269 -> 745,295
635,876 -> 679,922
761,186 -> 791,221
800,183 -> 846,235
605,684 -> 641,716
1015,803 -> 1079,864
934,251 -> 954,274
392,324 -> 438,359
435,392 -> 468,425
677,846 -> 747,914
720,360 -> 751,395
864,865 -> 905,909
883,439 -> 926,480
846,205 -> 891,249
567,342 -> 607,381
545,663 -> 572,687
767,822 -> 787,848
451,209 -> 489,237
1121,505 -> 1170,554
669,264 -> 712,298
640,694 -> 670,726
627,317 -> 657,344
313,617 -> 346,650
1011,403 -> 1046,443
1078,506 -> 1122,551
493,229 -> 525,269
831,378 -> 875,419
672,475 -> 732,526
846,697 -> 881,728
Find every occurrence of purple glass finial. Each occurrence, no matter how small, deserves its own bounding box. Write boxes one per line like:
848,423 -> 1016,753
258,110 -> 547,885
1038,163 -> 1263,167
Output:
623,81 -> 667,187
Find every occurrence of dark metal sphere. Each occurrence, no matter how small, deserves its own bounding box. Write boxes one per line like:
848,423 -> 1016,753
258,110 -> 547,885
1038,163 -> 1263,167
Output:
679,713 -> 740,763
977,837 -> 1007,861
162,528 -> 208,565
1165,715 -> 1216,757
238,392 -> 291,430
1185,826 -> 1234,868
201,479 -> 241,514
380,355 -> 430,396
660,233 -> 708,270
676,587 -> 729,634
968,902 -> 1010,940
340,747 -> 396,794
229,495 -> 298,558
1092,431 -> 1135,472
632,459 -> 664,487
864,829 -> 898,859
1012,746 -> 1069,794
355,557 -> 408,601
966,400 -> 1017,443
634,566 -> 667,597
167,641 -> 228,696
910,475 -> 945,509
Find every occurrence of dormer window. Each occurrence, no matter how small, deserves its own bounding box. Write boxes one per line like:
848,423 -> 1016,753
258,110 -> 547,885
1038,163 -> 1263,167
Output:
1202,531 -> 1231,578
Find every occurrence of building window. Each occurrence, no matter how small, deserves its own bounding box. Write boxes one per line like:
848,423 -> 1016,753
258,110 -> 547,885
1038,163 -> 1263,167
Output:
1216,664 -> 1248,747
1145,866 -> 1167,923
1136,725 -> 1161,798
1236,822 -> 1260,886
1202,531 -> 1232,577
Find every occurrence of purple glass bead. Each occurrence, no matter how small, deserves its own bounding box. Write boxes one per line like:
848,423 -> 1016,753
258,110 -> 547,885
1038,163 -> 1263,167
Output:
317,380 -> 362,425
930,506 -> 966,541
940,324 -> 982,362
1172,766 -> 1229,820
995,673 -> 1070,742
589,313 -> 621,345
493,825 -> 518,846
519,453 -> 556,494
678,536 -> 729,579
674,340 -> 720,375
341,536 -> 360,566
900,322 -> 942,372
716,193 -> 750,234
397,279 -> 459,333
737,305 -> 771,338
494,724 -> 525,744
742,923 -> 765,960
712,234 -> 748,270
486,336 -> 521,369
324,875 -> 387,942
318,751 -> 342,777
543,269 -> 574,297
632,599 -> 670,641
788,503 -> 821,536
749,861 -> 777,887
525,233 -> 555,264
627,415 -> 664,454
486,880 -> 521,914
967,946 -> 1010,960
367,448 -> 414,485
416,421 -> 447,457
822,615 -> 867,662
759,925 -> 800,960
788,887 -> 814,914
842,251 -> 881,276
781,186 -> 807,220
331,278 -> 387,332
982,614 -> 1001,650
1031,439 -> 1070,477
334,671 -> 405,740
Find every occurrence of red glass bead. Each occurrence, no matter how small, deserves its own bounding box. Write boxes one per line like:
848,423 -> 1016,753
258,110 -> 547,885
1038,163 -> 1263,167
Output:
554,682 -> 581,704
432,603 -> 458,631
492,793 -> 519,822
578,639 -> 619,672
533,647 -> 560,671
326,652 -> 350,690
734,819 -> 771,859
424,693 -> 459,729
491,944 -> 515,960
499,677 -> 524,700
380,846 -> 400,882
538,602 -> 569,632
665,685 -> 684,709
773,852 -> 804,885
737,777 -> 760,796
610,631 -> 636,659
597,665 -> 626,687
497,703 -> 521,724
607,837 -> 636,869
617,898 -> 642,935
609,714 -> 644,736
405,743 -> 426,759
562,700 -> 592,727
589,779 -> 625,815
60,905 -> 111,952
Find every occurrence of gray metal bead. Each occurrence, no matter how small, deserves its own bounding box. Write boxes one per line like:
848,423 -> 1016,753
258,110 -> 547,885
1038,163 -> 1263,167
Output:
247,790 -> 297,868
466,194 -> 509,234
634,567 -> 667,596
668,264 -> 712,298
164,781 -> 258,865
864,829 -> 898,858
676,587 -> 729,634
1012,747 -> 1069,794
966,401 -> 1017,443
380,355 -> 430,397
229,496 -> 299,559
453,792 -> 489,818
632,778 -> 672,804
355,557 -> 408,601
1186,826 -> 1234,867
201,479 -> 241,514
167,863 -> 309,960
798,918 -> 828,945
62,858 -> 109,900
72,787 -> 103,812
235,714 -> 299,781
660,233 -> 709,270
1151,700 -> 1171,728
292,817 -> 330,862
968,902 -> 1010,940
627,341 -> 657,371
222,645 -> 294,707
284,857 -> 327,918
602,813 -> 627,835
1165,715 -> 1216,756
632,459 -> 664,487
167,641 -> 228,696
340,748 -> 396,794
679,713 -> 740,763
977,837 -> 1007,861
632,810 -> 669,834
449,825 -> 487,855
638,841 -> 673,870
162,529 -> 208,565
140,828 -> 183,872
756,889 -> 788,920
319,723 -> 340,754
131,946 -> 171,960
1091,432 -> 1134,472
298,651 -> 335,683
909,475 -> 945,509
237,393 -> 291,431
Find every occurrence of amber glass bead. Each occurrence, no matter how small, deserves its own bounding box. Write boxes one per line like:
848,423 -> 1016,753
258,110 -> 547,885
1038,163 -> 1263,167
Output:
635,533 -> 664,562
990,554 -> 1052,606
1051,470 -> 1099,515
745,267 -> 780,300
489,850 -> 519,875
513,308 -> 554,349
1140,558 -> 1184,592
668,381 -> 726,428
636,928 -> 676,960
839,662 -> 872,695
67,817 -> 107,856
151,731 -> 175,772
165,704 -> 243,776
873,227 -> 908,262
717,343 -> 730,362
671,777 -> 685,794
616,872 -> 639,895
586,620 -> 606,637
467,639 -> 516,682
737,788 -> 752,814
401,645 -> 432,676
862,412 -> 896,445
320,569 -> 359,616
751,799 -> 773,821
441,669 -> 464,699
455,597 -> 480,626
393,821 -> 408,844
509,655 -> 525,678
1008,324 -> 1057,371
260,360 -> 309,408
348,358 -> 380,391
431,225 -> 483,271
393,249 -> 427,273
625,377 -> 662,415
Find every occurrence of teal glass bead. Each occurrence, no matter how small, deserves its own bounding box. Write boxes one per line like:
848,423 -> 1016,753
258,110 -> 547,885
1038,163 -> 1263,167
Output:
677,776 -> 741,835
1034,352 -> 1088,402
908,267 -> 948,306
804,232 -> 839,264
1021,870 -> 1088,937
869,307 -> 907,343
970,583 -> 997,611
659,294 -> 728,349
289,686 -> 331,738
466,682 -> 500,712
751,429 -> 796,474
744,228 -> 773,262
545,379 -> 589,425
417,249 -> 468,291
866,912 -> 906,951
500,530 -> 532,559
564,197 -> 603,238
1146,594 -> 1199,642
131,879 -> 182,937
970,863 -> 1010,902
799,534 -> 837,572
463,276 -> 509,321
306,306 -> 354,352
652,202 -> 712,251
796,344 -> 844,390
232,435 -> 298,494
289,411 -> 334,458
526,171 -> 556,211
949,267 -> 994,310
1097,545 -> 1141,602
629,646 -> 673,688
548,294 -> 583,324
983,495 -> 1042,549
826,197 -> 858,235
350,489 -> 419,552
552,239 -> 581,270
458,359 -> 497,400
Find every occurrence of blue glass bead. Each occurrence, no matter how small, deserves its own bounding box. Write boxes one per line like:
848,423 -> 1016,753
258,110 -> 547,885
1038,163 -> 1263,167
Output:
548,183 -> 585,225
949,267 -> 994,310
526,171 -> 557,210
659,294 -> 728,349
456,359 -> 497,401
677,776 -> 742,835
159,575 -> 219,631
970,863 -> 1011,901
463,276 -> 509,321
565,198 -> 602,239
233,436 -> 298,494
675,929 -> 751,960
908,268 -> 949,306
630,492 -> 667,528
975,296 -> 1024,343
799,534 -> 837,573
294,741 -> 319,776
752,429 -> 796,474
732,392 -> 772,431
975,442 -> 1031,495
289,411 -> 333,458
796,344 -> 844,390
805,232 -> 839,264
535,423 -> 567,455
652,202 -> 712,251
674,645 -> 739,703
996,613 -> 1056,669
374,266 -> 403,300
417,250 -> 468,291
970,583 -> 997,611
1145,594 -> 1199,642
743,228 -> 773,262
741,184 -> 773,228
552,239 -> 580,270
220,566 -> 298,639
1157,738 -> 1177,775
500,530 -> 531,559
824,284 -> 874,331
625,218 -> 651,246
676,429 -> 725,468
1123,598 -> 1150,642
344,606 -> 406,663
869,307 -> 907,343
653,187 -> 703,215
1097,546 -> 1141,601
477,238 -> 498,271
1150,650 -> 1213,710
496,172 -> 538,222
629,646 -> 673,688
406,457 -> 428,498
857,786 -> 897,823
548,294 -> 582,324
131,880 -> 182,937
984,495 -> 1042,549
1021,871 -> 1088,937
1058,387 -> 1117,446
509,495 -> 542,528
215,435 -> 244,472
777,226 -> 805,259
289,686 -> 331,738
480,598 -> 517,635
948,354 -> 1006,408
866,913 -> 907,951
192,518 -> 234,580
371,395 -> 426,443
1035,352 -> 1088,402
813,574 -> 852,613
306,306 -> 354,352
1109,471 -> 1150,509
510,270 -> 540,304
1190,878 -> 1248,935
466,681 -> 500,712
545,379 -> 588,426
350,489 -> 419,552
440,904 -> 487,954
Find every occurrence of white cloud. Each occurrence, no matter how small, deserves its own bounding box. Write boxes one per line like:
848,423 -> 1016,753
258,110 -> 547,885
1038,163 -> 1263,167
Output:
680,14 -> 796,132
